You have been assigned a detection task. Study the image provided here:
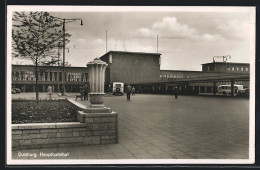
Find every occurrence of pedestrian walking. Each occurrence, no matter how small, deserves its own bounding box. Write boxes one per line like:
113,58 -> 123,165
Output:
132,86 -> 135,96
47,85 -> 53,99
174,86 -> 178,99
83,82 -> 89,100
126,84 -> 132,101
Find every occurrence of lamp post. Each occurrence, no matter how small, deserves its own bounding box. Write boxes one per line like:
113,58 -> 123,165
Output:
57,42 -> 69,93
46,15 -> 83,95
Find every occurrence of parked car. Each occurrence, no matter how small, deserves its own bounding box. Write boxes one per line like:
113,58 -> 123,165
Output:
236,88 -> 249,97
12,88 -> 21,93
112,82 -> 124,95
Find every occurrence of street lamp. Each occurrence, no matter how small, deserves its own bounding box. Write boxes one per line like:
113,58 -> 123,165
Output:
46,14 -> 83,95
57,43 -> 69,93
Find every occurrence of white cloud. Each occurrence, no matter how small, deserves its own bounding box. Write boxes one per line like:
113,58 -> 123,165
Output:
134,17 -> 224,42
92,39 -> 105,46
152,17 -> 199,39
216,19 -> 250,39
106,39 -> 155,53
137,28 -> 155,37
202,33 -> 224,41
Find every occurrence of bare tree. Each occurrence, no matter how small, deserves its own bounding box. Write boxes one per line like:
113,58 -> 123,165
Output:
12,11 -> 71,101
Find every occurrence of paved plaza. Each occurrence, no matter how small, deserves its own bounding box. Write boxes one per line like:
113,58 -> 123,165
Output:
11,93 -> 249,160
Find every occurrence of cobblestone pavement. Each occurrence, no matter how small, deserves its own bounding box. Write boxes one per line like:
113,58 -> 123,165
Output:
11,93 -> 250,160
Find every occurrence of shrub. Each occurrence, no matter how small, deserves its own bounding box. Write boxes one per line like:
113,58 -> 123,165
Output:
12,99 -> 78,124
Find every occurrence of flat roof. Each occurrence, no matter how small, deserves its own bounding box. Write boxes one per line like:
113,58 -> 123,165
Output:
12,64 -> 87,69
160,70 -> 202,73
202,62 -> 250,65
100,50 -> 161,59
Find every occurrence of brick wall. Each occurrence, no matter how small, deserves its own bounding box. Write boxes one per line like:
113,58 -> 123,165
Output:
12,111 -> 118,150
84,112 -> 118,144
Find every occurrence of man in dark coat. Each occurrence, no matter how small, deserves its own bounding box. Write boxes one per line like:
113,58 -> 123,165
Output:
174,86 -> 178,99
126,84 -> 132,101
83,82 -> 89,100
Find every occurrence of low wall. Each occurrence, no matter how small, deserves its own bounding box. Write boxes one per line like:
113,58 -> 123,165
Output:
12,98 -> 118,150
12,112 -> 118,150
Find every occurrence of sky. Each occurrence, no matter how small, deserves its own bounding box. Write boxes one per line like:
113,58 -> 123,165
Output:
11,7 -> 255,71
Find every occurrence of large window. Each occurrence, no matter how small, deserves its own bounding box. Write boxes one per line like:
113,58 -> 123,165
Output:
227,66 -> 230,71
50,72 -> 53,81
59,72 -> 62,81
39,72 -> 44,81
54,72 -> 57,81
45,72 -> 48,81
66,72 -> 85,81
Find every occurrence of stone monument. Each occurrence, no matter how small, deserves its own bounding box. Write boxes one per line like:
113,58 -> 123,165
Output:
77,58 -> 118,145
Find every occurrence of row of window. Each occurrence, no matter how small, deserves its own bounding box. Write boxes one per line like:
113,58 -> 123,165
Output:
218,81 -> 249,85
66,72 -> 86,82
160,74 -> 202,80
12,71 -> 88,82
205,66 -> 249,72
227,66 -> 249,72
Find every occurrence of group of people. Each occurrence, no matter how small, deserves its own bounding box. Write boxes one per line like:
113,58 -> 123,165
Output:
46,82 -> 90,100
47,83 -> 178,101
126,84 -> 178,101
80,82 -> 89,100
126,84 -> 135,101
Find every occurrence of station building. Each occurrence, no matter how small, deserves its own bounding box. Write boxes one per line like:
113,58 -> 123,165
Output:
12,65 -> 88,92
99,51 -> 161,92
99,51 -> 250,95
158,62 -> 250,95
12,51 -> 250,95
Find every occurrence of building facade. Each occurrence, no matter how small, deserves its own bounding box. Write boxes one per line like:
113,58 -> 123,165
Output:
158,69 -> 250,95
12,65 -> 88,92
100,51 -> 161,92
11,51 -> 250,95
202,62 -> 250,73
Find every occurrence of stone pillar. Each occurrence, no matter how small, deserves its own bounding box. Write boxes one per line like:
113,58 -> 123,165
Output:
57,72 -> 59,81
185,82 -> 187,95
213,81 -> 216,96
42,72 -> 45,81
47,72 -> 50,81
231,79 -> 234,97
87,58 -> 108,108
77,58 -> 118,145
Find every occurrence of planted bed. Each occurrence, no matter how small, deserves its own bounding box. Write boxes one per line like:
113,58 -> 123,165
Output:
12,99 -> 78,124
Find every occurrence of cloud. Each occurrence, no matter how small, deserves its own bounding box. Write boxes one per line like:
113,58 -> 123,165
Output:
70,38 -> 105,49
152,17 -> 199,39
106,39 -> 155,53
137,28 -> 154,38
134,17 -> 224,42
202,33 -> 224,41
215,19 -> 250,39
92,39 -> 105,48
